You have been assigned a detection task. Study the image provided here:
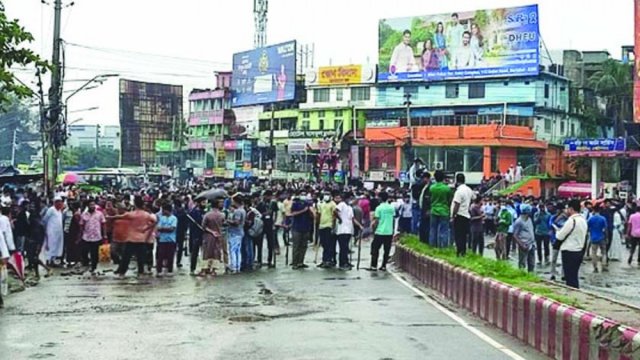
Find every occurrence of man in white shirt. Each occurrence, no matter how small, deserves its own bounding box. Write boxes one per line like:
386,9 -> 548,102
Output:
451,31 -> 475,69
515,163 -> 524,182
451,173 -> 475,256
334,192 -> 360,270
389,30 -> 418,74
0,207 -> 15,254
446,13 -> 465,53
554,199 -> 588,289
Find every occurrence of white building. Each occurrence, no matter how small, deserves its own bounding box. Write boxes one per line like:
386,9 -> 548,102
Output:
67,124 -> 120,151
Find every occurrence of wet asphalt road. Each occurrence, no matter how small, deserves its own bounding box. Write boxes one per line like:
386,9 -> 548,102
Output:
0,244 -> 546,360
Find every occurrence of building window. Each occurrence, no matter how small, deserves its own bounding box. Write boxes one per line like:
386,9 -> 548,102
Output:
560,121 -> 565,134
313,88 -> 330,103
560,87 -> 566,91
301,120 -> 310,131
319,119 -> 325,130
302,112 -> 309,118
468,83 -> 485,99
544,118 -> 552,133
404,85 -> 418,95
544,83 -> 550,99
318,110 -> 325,118
570,123 -> 575,137
351,87 -> 370,101
336,88 -> 344,101
445,84 -> 459,98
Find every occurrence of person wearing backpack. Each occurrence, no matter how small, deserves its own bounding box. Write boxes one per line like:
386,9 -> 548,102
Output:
249,203 -> 265,268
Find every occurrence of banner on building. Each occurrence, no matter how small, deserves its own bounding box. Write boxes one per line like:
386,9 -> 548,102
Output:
378,4 -> 539,82
231,41 -> 297,106
318,65 -> 362,85
563,138 -> 626,153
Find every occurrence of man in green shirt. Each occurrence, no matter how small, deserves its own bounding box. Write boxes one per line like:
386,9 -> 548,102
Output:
495,199 -> 513,260
369,191 -> 395,271
429,170 -> 453,248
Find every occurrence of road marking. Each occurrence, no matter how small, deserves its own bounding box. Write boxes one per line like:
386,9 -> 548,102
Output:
390,271 -> 526,360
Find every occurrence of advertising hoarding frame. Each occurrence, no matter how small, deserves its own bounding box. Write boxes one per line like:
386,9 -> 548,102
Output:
377,4 -> 540,82
231,40 -> 297,107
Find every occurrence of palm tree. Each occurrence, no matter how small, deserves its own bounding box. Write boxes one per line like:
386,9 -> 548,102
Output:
587,59 -> 633,136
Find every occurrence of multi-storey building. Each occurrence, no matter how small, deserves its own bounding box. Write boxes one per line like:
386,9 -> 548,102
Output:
67,124 -> 120,151
186,72 -> 234,176
364,70 -> 579,185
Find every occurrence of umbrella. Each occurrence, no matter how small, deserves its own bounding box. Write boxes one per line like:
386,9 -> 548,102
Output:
195,188 -> 229,201
57,172 -> 86,185
7,252 -> 25,282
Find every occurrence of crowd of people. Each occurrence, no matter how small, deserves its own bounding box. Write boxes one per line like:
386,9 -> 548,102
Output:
0,169 -> 638,307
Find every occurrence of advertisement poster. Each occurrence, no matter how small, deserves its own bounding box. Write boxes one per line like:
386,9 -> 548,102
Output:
378,4 -> 539,82
231,41 -> 297,106
563,138 -> 626,153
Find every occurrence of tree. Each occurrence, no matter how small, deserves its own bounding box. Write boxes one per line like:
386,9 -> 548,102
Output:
0,97 -> 41,165
588,59 -> 633,136
60,147 -> 120,170
0,1 -> 48,107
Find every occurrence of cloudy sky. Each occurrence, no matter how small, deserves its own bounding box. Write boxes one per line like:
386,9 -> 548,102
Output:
5,0 -> 634,125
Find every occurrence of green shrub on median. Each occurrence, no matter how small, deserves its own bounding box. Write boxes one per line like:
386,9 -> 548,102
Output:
399,235 -> 581,308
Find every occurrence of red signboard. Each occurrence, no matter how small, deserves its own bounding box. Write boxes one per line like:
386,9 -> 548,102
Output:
635,0 -> 640,122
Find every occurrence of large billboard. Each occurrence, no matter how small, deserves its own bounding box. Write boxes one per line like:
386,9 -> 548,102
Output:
119,79 -> 183,166
231,41 -> 296,107
378,4 -> 539,82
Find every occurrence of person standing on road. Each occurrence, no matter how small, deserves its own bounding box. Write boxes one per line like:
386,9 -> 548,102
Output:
369,191 -> 395,271
534,203 -> 551,266
79,200 -> 107,275
201,199 -> 225,276
156,204 -> 178,277
548,203 -> 567,281
451,173 -> 474,257
626,204 -> 640,266
290,192 -> 315,270
494,200 -> 512,260
483,200 -> 496,236
411,172 -> 429,236
334,192 -> 358,270
513,204 -> 535,273
43,197 -> 65,266
188,199 -> 206,275
112,196 -> 157,278
588,205 -> 608,273
396,193 -> 413,235
555,199 -> 588,289
469,197 -> 485,255
227,195 -> 246,274
174,201 -> 188,269
257,190 -> 278,268
429,170 -> 451,248
317,192 -> 337,268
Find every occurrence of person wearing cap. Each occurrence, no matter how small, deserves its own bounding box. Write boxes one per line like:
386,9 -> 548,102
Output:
43,197 -> 65,266
513,203 -> 536,272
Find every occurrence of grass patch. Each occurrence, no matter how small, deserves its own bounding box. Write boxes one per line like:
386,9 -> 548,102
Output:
400,235 -> 581,307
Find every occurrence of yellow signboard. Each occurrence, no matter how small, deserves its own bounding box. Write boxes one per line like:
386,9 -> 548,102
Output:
318,65 -> 362,85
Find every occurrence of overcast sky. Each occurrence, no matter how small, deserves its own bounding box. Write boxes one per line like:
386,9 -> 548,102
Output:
5,0 -> 634,126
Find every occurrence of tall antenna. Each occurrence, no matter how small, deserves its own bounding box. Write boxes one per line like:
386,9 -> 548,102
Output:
253,0 -> 268,49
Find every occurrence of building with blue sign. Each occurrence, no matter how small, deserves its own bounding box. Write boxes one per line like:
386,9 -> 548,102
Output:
363,69 -> 579,187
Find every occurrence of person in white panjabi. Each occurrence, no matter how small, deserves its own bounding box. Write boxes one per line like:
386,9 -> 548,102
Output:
43,197 -> 65,264
389,29 -> 418,73
609,207 -> 624,261
515,163 -> 524,182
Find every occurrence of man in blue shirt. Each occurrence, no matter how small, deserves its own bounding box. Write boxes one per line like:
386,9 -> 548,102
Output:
587,205 -> 608,273
289,192 -> 316,269
156,204 -> 178,277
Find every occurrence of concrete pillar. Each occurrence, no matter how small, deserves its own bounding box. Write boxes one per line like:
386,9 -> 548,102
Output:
463,148 -> 470,172
636,160 -> 640,198
483,147 -> 492,178
591,158 -> 600,199
364,146 -> 370,172
396,146 -> 402,177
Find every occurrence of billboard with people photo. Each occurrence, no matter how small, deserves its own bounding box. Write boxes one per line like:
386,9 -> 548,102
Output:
378,4 -> 539,82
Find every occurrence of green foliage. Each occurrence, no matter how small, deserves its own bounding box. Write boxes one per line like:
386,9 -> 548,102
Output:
587,59 -> 633,135
473,10 -> 489,29
61,146 -> 120,169
0,97 -> 41,165
400,235 -> 581,307
0,1 -> 48,107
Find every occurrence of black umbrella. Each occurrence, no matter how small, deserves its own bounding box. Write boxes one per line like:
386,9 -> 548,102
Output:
195,188 -> 229,201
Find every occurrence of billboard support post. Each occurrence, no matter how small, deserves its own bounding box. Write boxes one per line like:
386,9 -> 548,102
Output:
269,104 -> 275,176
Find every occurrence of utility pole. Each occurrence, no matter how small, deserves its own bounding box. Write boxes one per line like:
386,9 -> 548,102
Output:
94,124 -> 100,168
253,0 -> 268,49
11,129 -> 17,167
46,0 -> 64,195
269,104 -> 275,175
403,92 -> 414,164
